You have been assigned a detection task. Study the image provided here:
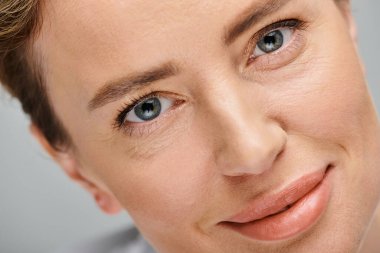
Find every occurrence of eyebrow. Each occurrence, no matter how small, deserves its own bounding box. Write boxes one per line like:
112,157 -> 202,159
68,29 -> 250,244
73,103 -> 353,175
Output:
88,0 -> 292,111
88,62 -> 179,111
224,0 -> 292,45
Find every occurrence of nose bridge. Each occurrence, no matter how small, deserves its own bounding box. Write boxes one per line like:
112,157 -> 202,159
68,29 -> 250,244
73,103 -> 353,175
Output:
206,82 -> 287,177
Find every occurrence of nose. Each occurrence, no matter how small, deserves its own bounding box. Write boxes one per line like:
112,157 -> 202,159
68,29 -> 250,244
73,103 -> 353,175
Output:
210,91 -> 287,177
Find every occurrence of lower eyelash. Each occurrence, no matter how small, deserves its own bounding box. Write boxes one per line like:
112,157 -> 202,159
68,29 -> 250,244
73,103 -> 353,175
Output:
119,99 -> 185,137
122,119 -> 160,137
245,19 -> 309,62
113,90 -> 159,129
246,21 -> 309,69
113,91 -> 186,137
113,20 -> 309,135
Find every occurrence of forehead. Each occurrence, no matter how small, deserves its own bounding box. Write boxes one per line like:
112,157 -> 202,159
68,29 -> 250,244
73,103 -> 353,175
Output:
38,0 -> 237,66
36,0 -> 251,99
37,0 -> 307,71
35,0 -> 311,116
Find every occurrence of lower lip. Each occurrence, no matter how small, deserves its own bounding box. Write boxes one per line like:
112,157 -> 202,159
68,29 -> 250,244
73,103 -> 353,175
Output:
222,168 -> 333,241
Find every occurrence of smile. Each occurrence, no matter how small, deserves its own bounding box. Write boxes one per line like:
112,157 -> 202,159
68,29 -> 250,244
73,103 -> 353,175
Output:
219,165 -> 334,241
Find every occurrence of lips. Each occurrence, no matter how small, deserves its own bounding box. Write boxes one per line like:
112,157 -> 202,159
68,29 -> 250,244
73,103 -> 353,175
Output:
219,165 -> 333,241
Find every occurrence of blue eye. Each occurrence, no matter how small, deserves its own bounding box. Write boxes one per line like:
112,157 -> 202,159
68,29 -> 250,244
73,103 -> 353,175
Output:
125,97 -> 173,123
254,27 -> 293,57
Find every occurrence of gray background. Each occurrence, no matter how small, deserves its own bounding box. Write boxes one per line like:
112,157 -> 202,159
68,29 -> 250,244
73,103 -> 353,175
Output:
1,1 -> 379,252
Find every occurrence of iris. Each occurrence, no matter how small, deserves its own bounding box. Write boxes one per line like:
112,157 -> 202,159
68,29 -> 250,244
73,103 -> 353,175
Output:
257,30 -> 284,53
134,97 -> 162,121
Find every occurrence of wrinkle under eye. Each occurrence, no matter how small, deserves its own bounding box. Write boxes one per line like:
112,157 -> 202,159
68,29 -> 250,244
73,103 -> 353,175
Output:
249,19 -> 306,62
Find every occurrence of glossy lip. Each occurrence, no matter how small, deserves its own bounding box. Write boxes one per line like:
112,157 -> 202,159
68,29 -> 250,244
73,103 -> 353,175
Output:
219,164 -> 333,241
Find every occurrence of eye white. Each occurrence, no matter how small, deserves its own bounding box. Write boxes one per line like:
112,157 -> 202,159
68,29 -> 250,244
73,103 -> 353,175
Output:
125,97 -> 173,123
253,27 -> 293,57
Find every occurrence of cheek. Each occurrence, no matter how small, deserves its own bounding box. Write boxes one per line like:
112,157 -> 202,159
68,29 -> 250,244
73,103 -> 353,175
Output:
267,17 -> 380,219
268,26 -> 374,152
106,126 -> 214,232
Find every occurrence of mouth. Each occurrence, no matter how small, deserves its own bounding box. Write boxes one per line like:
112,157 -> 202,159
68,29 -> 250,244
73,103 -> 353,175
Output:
219,164 -> 334,241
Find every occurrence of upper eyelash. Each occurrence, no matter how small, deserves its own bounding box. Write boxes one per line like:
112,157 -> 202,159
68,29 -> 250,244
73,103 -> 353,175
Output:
245,19 -> 308,61
113,19 -> 308,132
114,90 -> 159,129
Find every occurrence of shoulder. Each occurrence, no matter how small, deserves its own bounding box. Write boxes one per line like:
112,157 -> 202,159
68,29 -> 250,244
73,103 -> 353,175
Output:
53,226 -> 156,253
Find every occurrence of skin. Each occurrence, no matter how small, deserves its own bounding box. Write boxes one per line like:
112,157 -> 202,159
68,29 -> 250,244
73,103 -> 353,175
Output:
31,0 -> 380,252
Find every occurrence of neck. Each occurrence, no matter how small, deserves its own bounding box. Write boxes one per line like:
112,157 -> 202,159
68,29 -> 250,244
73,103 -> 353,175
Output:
359,206 -> 380,253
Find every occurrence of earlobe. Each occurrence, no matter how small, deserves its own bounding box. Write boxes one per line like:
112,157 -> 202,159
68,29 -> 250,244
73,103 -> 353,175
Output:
94,191 -> 123,215
29,124 -> 122,215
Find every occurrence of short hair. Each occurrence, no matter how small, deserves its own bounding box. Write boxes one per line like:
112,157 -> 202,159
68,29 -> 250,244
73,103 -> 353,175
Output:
0,0 -> 70,150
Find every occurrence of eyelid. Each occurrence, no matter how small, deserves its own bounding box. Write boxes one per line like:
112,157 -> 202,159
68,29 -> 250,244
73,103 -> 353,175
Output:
114,91 -> 159,128
113,91 -> 186,135
254,27 -> 293,57
244,19 -> 308,64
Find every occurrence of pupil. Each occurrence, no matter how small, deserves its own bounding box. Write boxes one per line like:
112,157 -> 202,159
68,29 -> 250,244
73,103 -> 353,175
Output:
135,98 -> 161,121
258,30 -> 284,53
142,102 -> 154,112
264,35 -> 276,45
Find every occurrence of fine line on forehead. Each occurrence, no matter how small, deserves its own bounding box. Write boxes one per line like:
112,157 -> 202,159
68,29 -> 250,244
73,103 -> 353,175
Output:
87,0 -> 292,112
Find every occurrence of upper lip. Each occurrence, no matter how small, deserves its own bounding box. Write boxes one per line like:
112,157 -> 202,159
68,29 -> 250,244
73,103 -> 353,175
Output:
222,166 -> 330,224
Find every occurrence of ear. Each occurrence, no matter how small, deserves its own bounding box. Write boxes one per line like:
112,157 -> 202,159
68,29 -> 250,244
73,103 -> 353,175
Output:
334,0 -> 356,41
337,0 -> 365,74
30,124 -> 122,215
339,1 -> 357,44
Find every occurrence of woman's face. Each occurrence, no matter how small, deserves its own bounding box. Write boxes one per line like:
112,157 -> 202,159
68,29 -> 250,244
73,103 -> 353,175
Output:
35,0 -> 380,252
